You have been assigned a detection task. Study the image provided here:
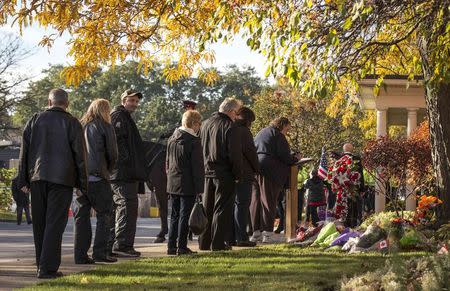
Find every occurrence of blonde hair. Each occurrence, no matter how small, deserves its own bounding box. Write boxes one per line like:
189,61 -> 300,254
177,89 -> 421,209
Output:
80,99 -> 111,126
182,110 -> 202,128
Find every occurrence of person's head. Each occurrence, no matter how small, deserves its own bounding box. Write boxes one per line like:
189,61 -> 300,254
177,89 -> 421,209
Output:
270,117 -> 291,135
120,89 -> 143,113
80,99 -> 112,126
48,88 -> 69,109
218,97 -> 242,121
182,110 -> 202,133
310,168 -> 318,178
183,100 -> 197,111
343,143 -> 354,153
236,106 -> 256,128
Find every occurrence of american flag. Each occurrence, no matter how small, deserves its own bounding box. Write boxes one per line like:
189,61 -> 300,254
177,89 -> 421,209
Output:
318,146 -> 328,180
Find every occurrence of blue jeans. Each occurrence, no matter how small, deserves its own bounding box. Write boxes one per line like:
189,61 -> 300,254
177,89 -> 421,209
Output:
234,181 -> 252,242
168,194 -> 195,250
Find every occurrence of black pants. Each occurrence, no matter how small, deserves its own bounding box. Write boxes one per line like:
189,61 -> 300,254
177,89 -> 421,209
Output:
111,181 -> 138,250
74,180 -> 114,260
305,205 -> 319,226
233,181 -> 252,242
30,181 -> 72,273
275,191 -> 285,231
17,204 -> 32,225
199,177 -> 236,251
154,186 -> 168,237
168,194 -> 195,250
345,198 -> 359,228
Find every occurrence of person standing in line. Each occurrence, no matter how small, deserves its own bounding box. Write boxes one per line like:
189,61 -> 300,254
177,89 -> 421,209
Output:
166,110 -> 204,255
198,97 -> 243,251
11,177 -> 32,225
250,117 -> 300,243
301,169 -> 329,226
153,99 -> 198,244
18,88 -> 88,279
230,107 -> 259,247
110,89 -> 147,257
74,99 -> 118,264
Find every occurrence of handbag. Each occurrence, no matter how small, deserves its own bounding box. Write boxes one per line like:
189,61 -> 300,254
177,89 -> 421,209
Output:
188,195 -> 208,235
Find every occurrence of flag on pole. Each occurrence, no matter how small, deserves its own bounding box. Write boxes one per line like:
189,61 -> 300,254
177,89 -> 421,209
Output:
318,146 -> 328,180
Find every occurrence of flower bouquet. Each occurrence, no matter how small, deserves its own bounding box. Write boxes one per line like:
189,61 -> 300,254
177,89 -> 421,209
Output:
327,154 -> 362,220
414,195 -> 442,225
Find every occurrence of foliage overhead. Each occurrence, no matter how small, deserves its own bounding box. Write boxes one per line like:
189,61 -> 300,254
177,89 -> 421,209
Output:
13,62 -> 265,140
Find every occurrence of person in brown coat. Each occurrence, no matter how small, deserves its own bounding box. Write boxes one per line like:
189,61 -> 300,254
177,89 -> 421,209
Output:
229,107 -> 260,247
250,117 -> 300,243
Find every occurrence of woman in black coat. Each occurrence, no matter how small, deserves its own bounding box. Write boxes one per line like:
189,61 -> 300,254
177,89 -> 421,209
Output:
250,117 -> 300,243
11,177 -> 32,225
166,110 -> 204,255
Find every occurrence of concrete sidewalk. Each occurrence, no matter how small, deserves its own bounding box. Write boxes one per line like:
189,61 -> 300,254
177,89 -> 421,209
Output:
0,218 -> 167,290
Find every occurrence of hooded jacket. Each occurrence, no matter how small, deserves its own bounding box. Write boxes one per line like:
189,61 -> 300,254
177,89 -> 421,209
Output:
166,128 -> 205,195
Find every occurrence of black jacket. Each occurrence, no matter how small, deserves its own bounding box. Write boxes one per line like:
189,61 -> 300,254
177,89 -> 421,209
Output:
110,105 -> 146,182
84,119 -> 118,181
18,107 -> 88,194
166,128 -> 204,196
200,112 -> 242,180
254,126 -> 297,188
11,177 -> 29,207
235,120 -> 260,181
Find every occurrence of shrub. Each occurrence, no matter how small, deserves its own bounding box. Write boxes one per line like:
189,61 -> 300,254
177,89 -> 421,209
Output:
0,168 -> 16,211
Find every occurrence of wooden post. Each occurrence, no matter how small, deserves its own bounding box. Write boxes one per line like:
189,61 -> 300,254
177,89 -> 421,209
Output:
285,165 -> 299,240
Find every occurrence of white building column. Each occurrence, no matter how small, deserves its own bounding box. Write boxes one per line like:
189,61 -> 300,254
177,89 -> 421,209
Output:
375,108 -> 387,213
406,108 -> 419,211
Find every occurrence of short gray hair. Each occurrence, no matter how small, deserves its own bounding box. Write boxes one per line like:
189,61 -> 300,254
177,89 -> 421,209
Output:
219,97 -> 242,113
49,88 -> 69,106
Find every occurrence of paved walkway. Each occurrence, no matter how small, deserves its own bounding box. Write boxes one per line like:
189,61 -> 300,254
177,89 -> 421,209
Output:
0,217 -> 171,290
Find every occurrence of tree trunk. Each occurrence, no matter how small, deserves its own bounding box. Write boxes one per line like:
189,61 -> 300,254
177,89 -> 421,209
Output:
419,36 -> 450,224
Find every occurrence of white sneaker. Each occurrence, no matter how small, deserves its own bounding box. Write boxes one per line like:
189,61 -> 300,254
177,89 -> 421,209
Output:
250,230 -> 262,242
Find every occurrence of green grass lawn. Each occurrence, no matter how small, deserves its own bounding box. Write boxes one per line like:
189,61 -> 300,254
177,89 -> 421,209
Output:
26,245 -> 426,291
0,209 -> 17,222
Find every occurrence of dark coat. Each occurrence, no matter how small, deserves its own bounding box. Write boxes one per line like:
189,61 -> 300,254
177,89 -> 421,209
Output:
235,120 -> 260,181
345,152 -> 365,193
110,105 -> 147,182
18,107 -> 88,194
254,126 -> 297,188
11,177 -> 29,207
84,119 -> 118,180
301,176 -> 329,205
200,112 -> 242,180
166,128 -> 204,196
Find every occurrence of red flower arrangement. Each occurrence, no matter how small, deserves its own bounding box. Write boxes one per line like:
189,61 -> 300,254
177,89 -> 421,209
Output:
327,154 -> 362,221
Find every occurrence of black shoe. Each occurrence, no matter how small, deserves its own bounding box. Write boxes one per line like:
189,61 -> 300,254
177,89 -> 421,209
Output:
27,221 -> 32,225
212,244 -> 232,251
167,248 -> 177,255
113,248 -> 141,257
154,236 -> 166,243
227,241 -> 237,246
177,248 -> 197,255
93,256 -> 117,263
75,257 -> 95,264
109,252 -> 118,257
37,271 -> 64,279
236,240 -> 257,247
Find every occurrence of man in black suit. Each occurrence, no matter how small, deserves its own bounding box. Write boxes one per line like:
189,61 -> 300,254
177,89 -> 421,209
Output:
18,88 -> 88,279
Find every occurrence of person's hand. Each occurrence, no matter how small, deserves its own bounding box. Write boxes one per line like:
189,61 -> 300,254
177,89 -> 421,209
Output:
21,186 -> 30,193
294,153 -> 302,160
